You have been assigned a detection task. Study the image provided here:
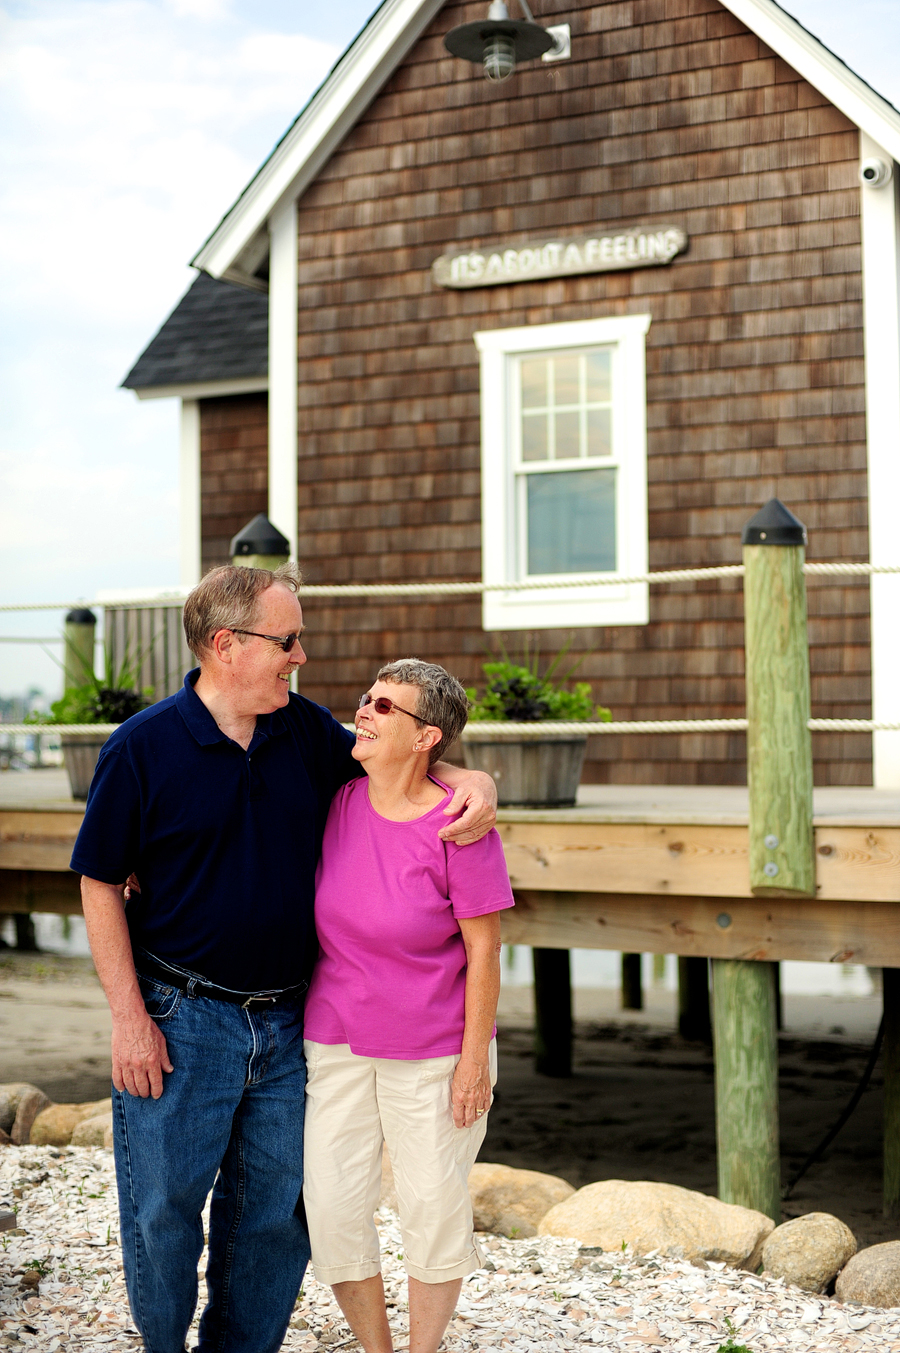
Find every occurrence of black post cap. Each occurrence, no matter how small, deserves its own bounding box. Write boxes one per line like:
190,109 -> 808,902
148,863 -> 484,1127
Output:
229,514 -> 290,558
741,499 -> 807,547
65,607 -> 96,624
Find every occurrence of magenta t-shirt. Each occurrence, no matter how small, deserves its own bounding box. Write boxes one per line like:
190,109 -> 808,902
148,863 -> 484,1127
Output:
304,775 -> 515,1059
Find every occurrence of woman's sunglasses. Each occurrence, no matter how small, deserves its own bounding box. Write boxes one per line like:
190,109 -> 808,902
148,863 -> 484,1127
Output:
358,692 -> 426,724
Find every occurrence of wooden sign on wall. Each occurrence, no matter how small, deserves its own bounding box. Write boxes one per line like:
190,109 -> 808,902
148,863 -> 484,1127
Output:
433,226 -> 688,289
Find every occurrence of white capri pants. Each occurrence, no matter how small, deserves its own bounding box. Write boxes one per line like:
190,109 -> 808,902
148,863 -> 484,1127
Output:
303,1038 -> 498,1285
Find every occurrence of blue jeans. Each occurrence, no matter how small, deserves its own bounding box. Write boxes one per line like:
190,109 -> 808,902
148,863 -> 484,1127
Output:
112,974 -> 309,1353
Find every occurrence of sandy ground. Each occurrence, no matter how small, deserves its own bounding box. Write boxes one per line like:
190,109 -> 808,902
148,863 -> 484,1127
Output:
1,952 -> 895,1253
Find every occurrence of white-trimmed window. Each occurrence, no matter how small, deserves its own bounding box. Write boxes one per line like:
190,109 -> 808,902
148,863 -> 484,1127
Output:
474,315 -> 651,630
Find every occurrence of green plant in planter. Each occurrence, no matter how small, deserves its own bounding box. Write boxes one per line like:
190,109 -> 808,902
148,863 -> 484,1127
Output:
466,642 -> 611,723
29,647 -> 151,726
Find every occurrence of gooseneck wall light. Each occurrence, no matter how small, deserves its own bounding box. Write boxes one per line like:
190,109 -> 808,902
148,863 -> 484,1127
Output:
444,0 -> 567,82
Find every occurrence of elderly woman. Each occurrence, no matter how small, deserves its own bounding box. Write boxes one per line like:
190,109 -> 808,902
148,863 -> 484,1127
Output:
302,659 -> 514,1353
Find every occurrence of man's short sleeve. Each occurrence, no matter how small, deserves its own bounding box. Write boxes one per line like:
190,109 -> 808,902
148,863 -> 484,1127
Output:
69,745 -> 142,884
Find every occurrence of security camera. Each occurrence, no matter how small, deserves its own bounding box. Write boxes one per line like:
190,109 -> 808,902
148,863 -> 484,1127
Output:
859,157 -> 892,188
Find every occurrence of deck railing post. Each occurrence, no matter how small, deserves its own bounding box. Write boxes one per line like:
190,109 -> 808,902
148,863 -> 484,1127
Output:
64,607 -> 96,690
742,499 -> 815,899
709,499 -> 815,1223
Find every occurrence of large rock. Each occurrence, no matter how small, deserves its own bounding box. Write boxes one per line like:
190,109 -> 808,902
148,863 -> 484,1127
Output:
71,1111 -> 114,1149
538,1180 -> 774,1268
836,1241 -> 900,1308
31,1100 -> 113,1147
761,1212 -> 856,1292
469,1163 -> 575,1238
0,1085 -> 53,1146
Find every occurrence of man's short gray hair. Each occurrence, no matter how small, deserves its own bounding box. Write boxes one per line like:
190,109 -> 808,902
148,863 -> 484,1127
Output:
183,563 -> 302,658
376,659 -> 469,766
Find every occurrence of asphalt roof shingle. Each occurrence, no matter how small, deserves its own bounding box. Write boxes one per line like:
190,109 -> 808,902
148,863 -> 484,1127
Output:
121,271 -> 268,390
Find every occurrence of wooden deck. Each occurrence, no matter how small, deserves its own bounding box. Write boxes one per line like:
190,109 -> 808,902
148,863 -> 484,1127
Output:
3,771 -> 899,962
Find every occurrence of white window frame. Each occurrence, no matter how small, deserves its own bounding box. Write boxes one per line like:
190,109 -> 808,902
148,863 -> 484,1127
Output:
474,314 -> 651,631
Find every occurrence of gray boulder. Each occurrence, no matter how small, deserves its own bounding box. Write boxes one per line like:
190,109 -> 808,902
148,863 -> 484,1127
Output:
71,1110 -> 114,1149
836,1241 -> 900,1308
469,1163 -> 575,1238
0,1083 -> 46,1136
0,1083 -> 52,1146
763,1212 -> 855,1293
31,1099 -> 113,1147
761,1212 -> 856,1292
379,1145 -> 398,1213
538,1179 -> 773,1268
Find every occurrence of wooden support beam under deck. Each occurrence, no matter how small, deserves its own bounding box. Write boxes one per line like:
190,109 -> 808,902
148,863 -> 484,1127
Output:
503,890 -> 900,967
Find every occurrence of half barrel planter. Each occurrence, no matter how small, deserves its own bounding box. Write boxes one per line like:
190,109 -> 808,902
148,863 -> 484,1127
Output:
461,727 -> 588,807
60,732 -> 109,801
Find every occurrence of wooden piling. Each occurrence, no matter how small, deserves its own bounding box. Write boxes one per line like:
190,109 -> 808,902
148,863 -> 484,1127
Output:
742,501 -> 815,899
712,957 -> 781,1222
884,968 -> 900,1218
678,956 -> 711,1042
533,947 -> 572,1078
621,953 -> 643,1010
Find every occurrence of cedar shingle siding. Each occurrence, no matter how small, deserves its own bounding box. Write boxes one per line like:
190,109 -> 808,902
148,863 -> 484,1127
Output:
203,0 -> 871,785
200,394 -> 269,572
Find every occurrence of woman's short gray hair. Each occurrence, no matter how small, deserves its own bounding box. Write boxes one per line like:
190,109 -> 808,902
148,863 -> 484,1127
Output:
183,563 -> 302,658
376,659 -> 469,765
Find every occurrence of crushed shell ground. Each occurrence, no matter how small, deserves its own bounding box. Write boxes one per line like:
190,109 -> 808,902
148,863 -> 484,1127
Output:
2,1146 -> 900,1351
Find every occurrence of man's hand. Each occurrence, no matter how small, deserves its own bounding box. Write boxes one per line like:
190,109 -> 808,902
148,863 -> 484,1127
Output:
437,768 -> 498,844
111,1012 -> 173,1099
451,1055 -> 492,1129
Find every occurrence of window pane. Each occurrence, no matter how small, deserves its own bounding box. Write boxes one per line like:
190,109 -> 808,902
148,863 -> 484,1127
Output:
520,358 -> 547,409
586,407 -> 612,457
554,410 -> 581,459
553,354 -> 580,406
586,349 -> 611,404
522,412 -> 548,461
526,467 -> 616,575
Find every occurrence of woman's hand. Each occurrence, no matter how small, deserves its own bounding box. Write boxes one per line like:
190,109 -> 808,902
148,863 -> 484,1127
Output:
451,1054 -> 492,1129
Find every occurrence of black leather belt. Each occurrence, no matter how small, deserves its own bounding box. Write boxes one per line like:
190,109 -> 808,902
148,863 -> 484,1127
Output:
137,954 -> 306,1009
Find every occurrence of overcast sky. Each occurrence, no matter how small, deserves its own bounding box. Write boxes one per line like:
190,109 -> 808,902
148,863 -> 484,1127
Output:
1,0 -> 898,699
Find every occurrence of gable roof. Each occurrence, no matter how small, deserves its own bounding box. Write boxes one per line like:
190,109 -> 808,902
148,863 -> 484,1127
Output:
121,272 -> 268,398
192,0 -> 900,289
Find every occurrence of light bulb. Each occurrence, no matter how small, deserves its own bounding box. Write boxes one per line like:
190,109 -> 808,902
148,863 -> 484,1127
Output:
483,32 -> 516,80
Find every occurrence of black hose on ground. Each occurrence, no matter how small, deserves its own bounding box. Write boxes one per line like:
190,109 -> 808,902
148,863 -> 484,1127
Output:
782,1015 -> 885,1199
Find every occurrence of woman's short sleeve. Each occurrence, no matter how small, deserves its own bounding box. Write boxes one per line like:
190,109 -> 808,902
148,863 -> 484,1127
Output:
446,827 -> 515,919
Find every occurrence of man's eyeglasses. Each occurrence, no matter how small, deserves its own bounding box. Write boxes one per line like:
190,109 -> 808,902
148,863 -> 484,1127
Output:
358,692 -> 426,724
229,629 -> 304,654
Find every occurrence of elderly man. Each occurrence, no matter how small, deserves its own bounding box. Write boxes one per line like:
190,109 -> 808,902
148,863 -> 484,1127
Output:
71,564 -> 496,1353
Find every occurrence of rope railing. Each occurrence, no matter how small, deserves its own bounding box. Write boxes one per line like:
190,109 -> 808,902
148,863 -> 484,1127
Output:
1,559 -> 900,613
2,560 -> 898,741
4,718 -> 900,739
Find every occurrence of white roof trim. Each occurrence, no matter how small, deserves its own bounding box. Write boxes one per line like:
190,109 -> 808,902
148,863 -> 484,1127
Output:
131,377 -> 268,402
192,0 -> 900,281
723,0 -> 900,163
191,0 -> 445,279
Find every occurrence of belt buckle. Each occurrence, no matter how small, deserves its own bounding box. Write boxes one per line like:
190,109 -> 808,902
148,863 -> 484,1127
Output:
242,994 -> 277,1008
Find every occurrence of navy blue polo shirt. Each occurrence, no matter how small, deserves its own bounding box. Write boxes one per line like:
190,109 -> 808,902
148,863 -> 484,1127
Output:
70,670 -> 358,992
